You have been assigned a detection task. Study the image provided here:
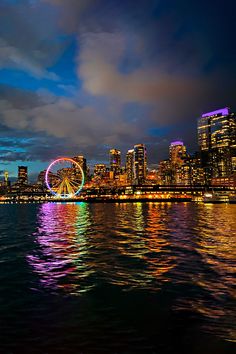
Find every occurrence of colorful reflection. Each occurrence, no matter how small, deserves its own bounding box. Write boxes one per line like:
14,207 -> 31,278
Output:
27,202 -> 236,342
76,202 -> 178,290
27,202 -> 93,294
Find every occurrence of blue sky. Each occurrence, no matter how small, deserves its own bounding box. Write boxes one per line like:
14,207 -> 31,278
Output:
0,0 -> 235,180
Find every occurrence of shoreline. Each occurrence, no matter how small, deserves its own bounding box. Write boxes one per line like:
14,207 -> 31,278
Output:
0,197 -> 235,204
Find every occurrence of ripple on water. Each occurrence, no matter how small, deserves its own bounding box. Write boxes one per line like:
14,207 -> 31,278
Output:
0,202 -> 235,351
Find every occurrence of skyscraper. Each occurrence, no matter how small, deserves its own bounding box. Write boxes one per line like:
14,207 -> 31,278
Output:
198,107 -> 236,181
73,155 -> 87,180
18,166 -> 28,185
169,141 -> 187,184
157,160 -> 172,185
109,149 -> 121,176
179,153 -> 205,186
169,141 -> 186,165
126,149 -> 134,184
134,144 -> 147,184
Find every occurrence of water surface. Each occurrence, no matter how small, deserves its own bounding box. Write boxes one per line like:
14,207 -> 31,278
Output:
0,202 -> 235,353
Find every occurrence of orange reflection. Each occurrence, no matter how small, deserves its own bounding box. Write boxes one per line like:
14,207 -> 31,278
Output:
175,204 -> 236,342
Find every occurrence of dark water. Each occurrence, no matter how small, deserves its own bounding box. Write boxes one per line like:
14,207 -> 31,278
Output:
0,202 -> 235,354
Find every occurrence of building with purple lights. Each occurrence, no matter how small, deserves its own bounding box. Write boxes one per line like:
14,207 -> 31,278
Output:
170,140 -> 184,146
201,107 -> 230,118
198,107 -> 236,181
109,149 -> 121,176
169,141 -> 186,164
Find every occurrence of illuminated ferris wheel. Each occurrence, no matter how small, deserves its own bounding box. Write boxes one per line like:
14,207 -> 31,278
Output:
45,157 -> 85,198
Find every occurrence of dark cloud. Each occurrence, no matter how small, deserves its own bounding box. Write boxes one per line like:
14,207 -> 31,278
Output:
0,84 -> 41,108
0,0 -> 235,167
42,0 -> 96,33
0,0 -> 69,78
0,85 -> 145,165
0,82 -> 149,146
77,28 -> 234,131
43,0 -> 236,75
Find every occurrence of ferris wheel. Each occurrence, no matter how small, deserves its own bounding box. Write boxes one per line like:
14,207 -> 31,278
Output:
45,157 -> 85,198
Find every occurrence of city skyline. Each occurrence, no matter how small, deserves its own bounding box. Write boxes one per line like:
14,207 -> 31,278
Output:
2,103 -> 234,180
0,1 -> 236,178
0,105 -> 235,181
1,104 -> 235,188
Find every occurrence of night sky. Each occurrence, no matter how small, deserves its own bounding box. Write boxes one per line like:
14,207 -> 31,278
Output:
0,0 -> 235,180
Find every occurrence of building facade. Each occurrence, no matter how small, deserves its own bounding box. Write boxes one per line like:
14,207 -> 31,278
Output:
73,155 -> 87,180
109,149 -> 121,176
94,164 -> 107,178
198,107 -> 236,182
179,154 -> 205,186
126,149 -> 134,184
169,141 -> 187,184
18,166 -> 28,185
157,160 -> 172,185
134,144 -> 147,185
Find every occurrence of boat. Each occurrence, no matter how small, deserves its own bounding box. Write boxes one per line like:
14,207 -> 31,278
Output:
203,192 -> 229,203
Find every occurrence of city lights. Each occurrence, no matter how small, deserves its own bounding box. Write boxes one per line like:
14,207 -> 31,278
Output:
0,107 -> 235,203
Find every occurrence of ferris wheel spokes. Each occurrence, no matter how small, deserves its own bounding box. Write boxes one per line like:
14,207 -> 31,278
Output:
45,157 -> 85,198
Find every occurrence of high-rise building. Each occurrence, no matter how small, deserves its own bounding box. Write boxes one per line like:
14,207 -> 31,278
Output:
157,160 -> 172,185
18,166 -> 28,185
109,149 -> 121,176
169,141 -> 186,165
94,164 -> 106,178
126,149 -> 134,184
134,144 -> 147,184
198,107 -> 236,181
169,141 -> 187,184
73,155 -> 87,180
37,169 -> 56,188
37,170 -> 46,186
179,153 -> 205,186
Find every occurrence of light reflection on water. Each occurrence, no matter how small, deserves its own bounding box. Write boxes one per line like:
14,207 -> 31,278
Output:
27,202 -> 93,294
26,202 -> 236,343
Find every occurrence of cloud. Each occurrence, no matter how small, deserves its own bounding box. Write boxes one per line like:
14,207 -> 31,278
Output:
0,0 -> 235,166
0,85 -> 142,152
77,30 -> 228,129
78,32 -> 205,105
0,1 -> 66,79
0,38 -> 59,80
42,0 -> 95,33
0,97 -> 97,144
